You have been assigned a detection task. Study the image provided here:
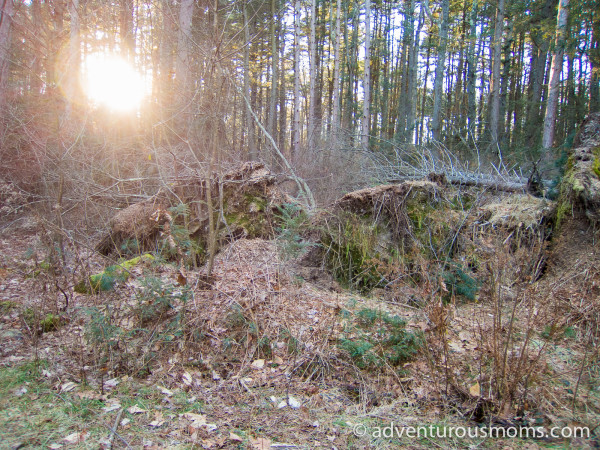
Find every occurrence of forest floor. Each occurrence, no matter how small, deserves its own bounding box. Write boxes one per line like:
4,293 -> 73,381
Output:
1,188 -> 600,449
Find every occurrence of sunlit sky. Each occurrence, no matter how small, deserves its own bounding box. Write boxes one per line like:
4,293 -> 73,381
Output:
82,53 -> 148,111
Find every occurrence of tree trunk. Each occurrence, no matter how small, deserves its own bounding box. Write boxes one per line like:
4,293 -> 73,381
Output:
362,0 -> 371,150
0,0 -> 13,115
268,0 -> 279,155
243,2 -> 257,160
488,0 -> 505,151
292,0 -> 301,157
589,9 -> 599,113
542,0 -> 569,149
65,0 -> 80,118
176,0 -> 194,133
431,0 -> 449,142
120,0 -> 135,62
466,0 -> 478,136
308,0 -> 317,149
331,0 -> 342,138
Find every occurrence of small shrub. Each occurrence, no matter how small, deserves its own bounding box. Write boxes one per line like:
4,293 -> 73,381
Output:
275,203 -> 313,258
442,263 -> 480,302
338,308 -> 423,370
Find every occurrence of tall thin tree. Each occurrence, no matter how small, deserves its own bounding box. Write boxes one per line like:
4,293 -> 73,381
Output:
542,0 -> 569,149
362,0 -> 371,150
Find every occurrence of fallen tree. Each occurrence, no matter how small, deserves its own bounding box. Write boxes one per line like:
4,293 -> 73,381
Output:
95,162 -> 289,261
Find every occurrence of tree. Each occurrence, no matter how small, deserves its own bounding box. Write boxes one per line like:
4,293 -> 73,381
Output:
0,0 -> 14,115
308,0 -> 317,149
488,0 -> 505,150
292,0 -> 301,157
431,0 -> 450,142
331,0 -> 342,137
542,0 -> 569,149
176,0 -> 194,131
362,0 -> 371,150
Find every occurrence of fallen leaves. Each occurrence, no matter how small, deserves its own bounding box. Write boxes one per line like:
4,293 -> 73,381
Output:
250,437 -> 272,449
127,405 -> 147,414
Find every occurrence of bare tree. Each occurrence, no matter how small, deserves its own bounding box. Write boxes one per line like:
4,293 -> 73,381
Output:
331,0 -> 342,137
488,0 -> 505,150
308,0 -> 317,149
0,0 -> 14,116
362,0 -> 371,150
542,0 -> 569,149
431,0 -> 449,141
293,0 -> 301,157
243,1 -> 257,160
65,0 -> 80,119
176,0 -> 194,130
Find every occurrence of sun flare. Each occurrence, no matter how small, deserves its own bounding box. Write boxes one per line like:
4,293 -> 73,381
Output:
83,53 -> 146,111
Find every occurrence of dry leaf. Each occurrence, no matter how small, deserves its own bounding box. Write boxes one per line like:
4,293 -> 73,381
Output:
287,396 -> 301,409
229,432 -> 243,442
104,378 -> 119,388
182,372 -> 193,386
251,359 -> 265,369
103,401 -> 121,413
149,415 -> 165,427
128,405 -> 147,414
469,382 -> 481,397
158,386 -> 173,396
60,382 -> 77,393
62,432 -> 86,444
250,437 -> 272,449
77,391 -> 105,401
183,412 -> 207,427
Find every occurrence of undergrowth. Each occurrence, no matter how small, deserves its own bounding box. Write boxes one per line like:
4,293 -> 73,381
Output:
339,308 -> 423,370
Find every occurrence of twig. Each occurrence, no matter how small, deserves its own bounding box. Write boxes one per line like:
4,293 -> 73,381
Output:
107,408 -> 123,450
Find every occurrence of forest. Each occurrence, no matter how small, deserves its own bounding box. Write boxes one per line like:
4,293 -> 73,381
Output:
0,0 -> 600,448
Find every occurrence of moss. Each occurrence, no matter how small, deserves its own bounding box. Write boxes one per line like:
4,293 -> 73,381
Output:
321,213 -> 387,291
75,253 -> 154,294
0,300 -> 17,313
40,314 -> 62,333
555,200 -> 572,229
592,146 -> 600,178
22,309 -> 63,333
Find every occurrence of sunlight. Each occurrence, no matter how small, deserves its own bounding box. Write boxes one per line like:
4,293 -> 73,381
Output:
83,53 -> 146,111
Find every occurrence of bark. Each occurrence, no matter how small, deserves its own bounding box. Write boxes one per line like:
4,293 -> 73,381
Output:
30,0 -> 42,96
308,0 -> 317,148
120,0 -> 135,62
267,0 -> 279,148
159,0 -> 176,120
362,0 -> 371,150
63,0 -> 80,121
524,0 -> 555,147
431,0 -> 449,141
0,0 -> 13,115
292,0 -> 301,157
407,5 -> 424,144
243,2 -> 257,160
590,10 -> 600,113
331,0 -> 342,137
466,0 -> 478,135
542,0 -> 569,149
176,0 -> 194,124
488,0 -> 505,150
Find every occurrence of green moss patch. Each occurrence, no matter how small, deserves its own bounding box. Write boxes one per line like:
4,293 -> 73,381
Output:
75,253 -> 154,294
